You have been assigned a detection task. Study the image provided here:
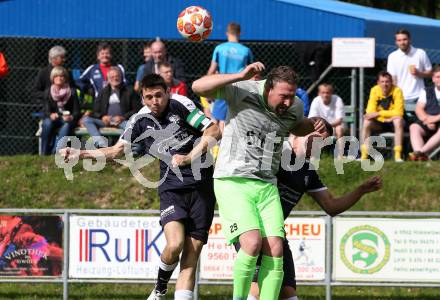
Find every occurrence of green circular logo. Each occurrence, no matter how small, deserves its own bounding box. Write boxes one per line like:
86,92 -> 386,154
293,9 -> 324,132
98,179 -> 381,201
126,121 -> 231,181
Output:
340,225 -> 390,274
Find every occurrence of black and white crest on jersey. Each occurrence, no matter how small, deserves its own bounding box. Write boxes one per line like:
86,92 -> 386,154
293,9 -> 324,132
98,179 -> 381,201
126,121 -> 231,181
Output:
168,114 -> 180,124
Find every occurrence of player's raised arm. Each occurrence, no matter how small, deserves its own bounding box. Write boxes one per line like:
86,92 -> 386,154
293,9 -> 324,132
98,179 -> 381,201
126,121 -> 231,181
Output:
192,62 -> 265,98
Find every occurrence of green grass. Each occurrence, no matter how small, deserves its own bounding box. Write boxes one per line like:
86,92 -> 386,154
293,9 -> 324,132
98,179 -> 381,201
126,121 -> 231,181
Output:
1,155 -> 439,211
0,283 -> 439,299
0,155 -> 440,299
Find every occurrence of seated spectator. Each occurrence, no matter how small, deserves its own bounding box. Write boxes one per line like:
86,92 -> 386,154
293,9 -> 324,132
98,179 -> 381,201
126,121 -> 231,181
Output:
41,66 -> 79,155
296,87 -> 310,116
33,46 -> 74,106
158,62 -> 188,96
134,41 -> 153,92
82,67 -> 141,148
309,83 -> 345,156
77,43 -> 126,100
142,39 -> 185,82
409,66 -> 440,161
361,71 -> 404,162
0,51 -> 8,78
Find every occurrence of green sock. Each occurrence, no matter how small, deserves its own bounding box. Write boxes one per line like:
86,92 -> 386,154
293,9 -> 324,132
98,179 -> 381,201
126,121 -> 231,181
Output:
233,249 -> 259,300
258,255 -> 284,300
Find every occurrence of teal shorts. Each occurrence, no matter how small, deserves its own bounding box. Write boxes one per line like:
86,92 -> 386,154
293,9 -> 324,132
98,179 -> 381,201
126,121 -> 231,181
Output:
214,177 -> 284,244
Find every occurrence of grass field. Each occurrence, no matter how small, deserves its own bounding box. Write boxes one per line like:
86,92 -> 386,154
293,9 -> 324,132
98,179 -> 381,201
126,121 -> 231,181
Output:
0,155 -> 439,299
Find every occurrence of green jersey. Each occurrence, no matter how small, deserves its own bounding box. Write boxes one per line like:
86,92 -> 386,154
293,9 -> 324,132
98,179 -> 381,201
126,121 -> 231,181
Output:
213,80 -> 304,184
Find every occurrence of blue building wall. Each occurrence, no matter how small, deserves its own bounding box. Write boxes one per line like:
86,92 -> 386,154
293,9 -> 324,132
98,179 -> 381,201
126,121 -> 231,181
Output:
0,0 -> 365,41
1,0 -> 440,56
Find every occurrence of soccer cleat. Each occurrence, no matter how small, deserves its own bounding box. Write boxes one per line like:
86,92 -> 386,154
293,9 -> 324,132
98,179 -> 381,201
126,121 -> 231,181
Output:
408,152 -> 418,161
147,289 -> 167,300
418,153 -> 429,161
408,151 -> 428,161
394,158 -> 404,163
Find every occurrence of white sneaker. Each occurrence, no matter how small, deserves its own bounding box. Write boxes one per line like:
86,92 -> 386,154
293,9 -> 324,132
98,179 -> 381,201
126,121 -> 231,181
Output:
147,289 -> 167,300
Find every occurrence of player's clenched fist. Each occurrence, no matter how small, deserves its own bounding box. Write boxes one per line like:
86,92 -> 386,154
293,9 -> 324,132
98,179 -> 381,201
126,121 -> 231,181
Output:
59,147 -> 80,163
240,62 -> 265,80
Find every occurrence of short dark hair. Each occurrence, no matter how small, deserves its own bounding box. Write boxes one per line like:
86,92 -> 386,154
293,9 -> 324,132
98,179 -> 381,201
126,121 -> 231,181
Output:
395,28 -> 411,39
158,62 -> 172,70
264,66 -> 297,91
432,65 -> 440,74
140,74 -> 167,91
96,42 -> 111,55
318,83 -> 333,92
323,119 -> 334,136
143,41 -> 153,49
227,22 -> 241,35
377,70 -> 393,81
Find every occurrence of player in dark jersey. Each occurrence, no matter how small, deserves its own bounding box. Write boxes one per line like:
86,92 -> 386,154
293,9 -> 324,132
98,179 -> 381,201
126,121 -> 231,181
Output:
61,74 -> 221,300
238,131 -> 382,300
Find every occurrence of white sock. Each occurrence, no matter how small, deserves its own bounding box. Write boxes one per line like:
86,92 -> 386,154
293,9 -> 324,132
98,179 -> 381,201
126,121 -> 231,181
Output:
158,259 -> 178,271
247,295 -> 258,300
282,296 -> 298,300
174,289 -> 193,300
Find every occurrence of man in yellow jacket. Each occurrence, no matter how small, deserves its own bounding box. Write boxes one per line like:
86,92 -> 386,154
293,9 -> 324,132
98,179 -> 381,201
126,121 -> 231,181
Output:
361,71 -> 404,162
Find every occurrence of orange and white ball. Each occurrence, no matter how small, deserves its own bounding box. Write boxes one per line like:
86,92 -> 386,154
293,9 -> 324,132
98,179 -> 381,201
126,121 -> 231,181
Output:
177,6 -> 213,42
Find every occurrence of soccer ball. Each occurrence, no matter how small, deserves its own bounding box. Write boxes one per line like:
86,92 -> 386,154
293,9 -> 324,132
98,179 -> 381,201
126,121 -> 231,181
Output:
177,6 -> 213,42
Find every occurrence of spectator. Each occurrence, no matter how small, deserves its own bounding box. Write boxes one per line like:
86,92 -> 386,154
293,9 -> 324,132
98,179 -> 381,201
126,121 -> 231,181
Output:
142,39 -> 185,83
40,66 -> 79,155
207,22 -> 254,132
409,66 -> 440,161
82,66 -> 141,148
309,83 -> 345,156
134,41 -> 153,92
0,51 -> 8,78
296,87 -> 310,116
387,29 -> 432,116
158,62 -> 188,96
361,71 -> 404,162
77,43 -> 126,99
33,46 -> 74,106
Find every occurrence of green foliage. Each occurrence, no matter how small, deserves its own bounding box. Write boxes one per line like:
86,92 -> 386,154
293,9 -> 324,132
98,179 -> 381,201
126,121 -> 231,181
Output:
342,0 -> 439,19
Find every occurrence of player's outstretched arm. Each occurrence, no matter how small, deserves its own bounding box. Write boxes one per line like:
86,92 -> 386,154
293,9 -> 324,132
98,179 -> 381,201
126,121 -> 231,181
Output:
309,176 -> 382,217
60,141 -> 126,163
171,123 -> 221,167
192,62 -> 265,99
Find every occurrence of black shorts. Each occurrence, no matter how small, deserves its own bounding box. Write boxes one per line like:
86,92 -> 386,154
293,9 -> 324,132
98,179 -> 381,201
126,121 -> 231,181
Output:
234,238 -> 296,289
371,120 -> 395,133
414,120 -> 439,139
159,180 -> 216,244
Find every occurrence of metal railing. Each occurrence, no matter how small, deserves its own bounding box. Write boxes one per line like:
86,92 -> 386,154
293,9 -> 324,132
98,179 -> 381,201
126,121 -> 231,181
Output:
0,208 -> 439,300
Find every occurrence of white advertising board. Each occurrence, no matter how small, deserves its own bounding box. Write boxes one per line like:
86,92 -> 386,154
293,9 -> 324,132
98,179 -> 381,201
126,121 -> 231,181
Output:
200,217 -> 326,281
333,218 -> 440,282
332,38 -> 375,67
69,216 -> 178,279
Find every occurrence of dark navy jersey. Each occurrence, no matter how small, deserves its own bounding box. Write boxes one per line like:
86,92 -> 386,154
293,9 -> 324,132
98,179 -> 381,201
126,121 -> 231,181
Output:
277,150 -> 327,219
121,94 -> 213,194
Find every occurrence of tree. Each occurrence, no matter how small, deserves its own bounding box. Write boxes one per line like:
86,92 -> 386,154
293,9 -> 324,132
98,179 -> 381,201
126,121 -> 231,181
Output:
341,0 -> 439,19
